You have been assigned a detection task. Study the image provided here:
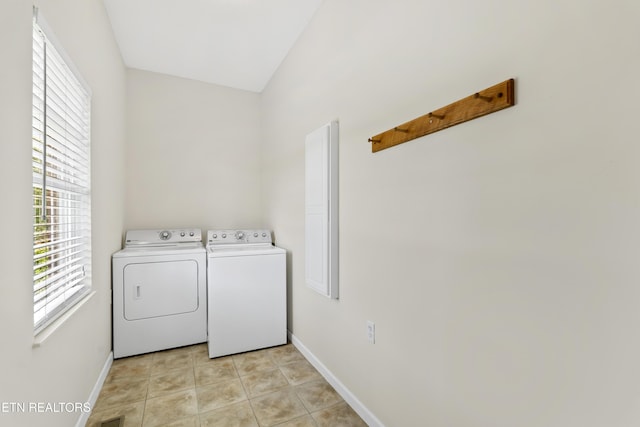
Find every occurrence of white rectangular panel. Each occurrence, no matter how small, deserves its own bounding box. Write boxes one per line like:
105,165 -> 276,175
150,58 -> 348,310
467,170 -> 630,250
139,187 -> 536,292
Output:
208,252 -> 287,357
123,260 -> 199,320
305,121 -> 339,299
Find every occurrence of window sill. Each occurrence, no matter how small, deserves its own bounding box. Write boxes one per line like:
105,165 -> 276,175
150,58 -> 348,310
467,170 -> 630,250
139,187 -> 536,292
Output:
32,291 -> 96,348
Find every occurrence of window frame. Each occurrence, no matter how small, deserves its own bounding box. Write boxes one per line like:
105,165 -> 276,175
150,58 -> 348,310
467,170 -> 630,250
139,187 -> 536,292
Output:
32,8 -> 93,335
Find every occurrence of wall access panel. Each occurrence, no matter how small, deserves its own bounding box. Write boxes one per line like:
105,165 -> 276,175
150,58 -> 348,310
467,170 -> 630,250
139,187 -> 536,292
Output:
305,121 -> 339,299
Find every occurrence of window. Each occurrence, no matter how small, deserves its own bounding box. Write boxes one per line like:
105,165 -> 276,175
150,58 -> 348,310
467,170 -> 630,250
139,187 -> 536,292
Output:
32,9 -> 92,333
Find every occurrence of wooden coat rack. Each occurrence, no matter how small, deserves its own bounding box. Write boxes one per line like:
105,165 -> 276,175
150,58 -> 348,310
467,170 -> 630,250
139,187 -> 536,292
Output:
368,79 -> 515,153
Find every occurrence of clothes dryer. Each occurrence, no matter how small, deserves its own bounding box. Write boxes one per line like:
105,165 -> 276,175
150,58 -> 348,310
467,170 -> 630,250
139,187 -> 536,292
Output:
112,229 -> 207,358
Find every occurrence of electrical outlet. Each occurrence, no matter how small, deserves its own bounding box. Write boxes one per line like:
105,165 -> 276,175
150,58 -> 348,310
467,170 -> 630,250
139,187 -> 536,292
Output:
367,321 -> 375,344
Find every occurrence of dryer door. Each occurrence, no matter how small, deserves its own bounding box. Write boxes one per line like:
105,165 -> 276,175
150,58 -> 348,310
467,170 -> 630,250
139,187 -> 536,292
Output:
123,259 -> 199,320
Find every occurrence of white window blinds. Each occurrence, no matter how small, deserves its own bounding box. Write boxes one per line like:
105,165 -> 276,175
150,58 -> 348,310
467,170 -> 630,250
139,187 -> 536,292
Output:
32,11 -> 92,333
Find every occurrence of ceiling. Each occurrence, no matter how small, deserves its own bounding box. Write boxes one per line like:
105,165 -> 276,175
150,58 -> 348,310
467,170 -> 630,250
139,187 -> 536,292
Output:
102,0 -> 324,93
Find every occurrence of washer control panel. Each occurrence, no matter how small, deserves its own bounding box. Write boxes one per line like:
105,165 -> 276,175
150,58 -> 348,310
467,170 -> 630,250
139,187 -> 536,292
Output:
207,229 -> 272,246
124,228 -> 202,246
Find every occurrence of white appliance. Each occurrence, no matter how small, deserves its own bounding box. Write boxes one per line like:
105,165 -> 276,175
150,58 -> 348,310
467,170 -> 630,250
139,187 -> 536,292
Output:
112,228 -> 207,358
206,229 -> 286,358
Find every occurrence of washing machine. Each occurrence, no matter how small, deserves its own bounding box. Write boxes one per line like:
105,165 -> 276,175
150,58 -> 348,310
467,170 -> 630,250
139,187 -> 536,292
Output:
112,228 -> 207,358
207,229 -> 286,358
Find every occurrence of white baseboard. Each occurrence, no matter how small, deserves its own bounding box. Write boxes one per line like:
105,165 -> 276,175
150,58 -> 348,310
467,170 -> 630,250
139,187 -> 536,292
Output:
75,351 -> 113,427
289,332 -> 385,427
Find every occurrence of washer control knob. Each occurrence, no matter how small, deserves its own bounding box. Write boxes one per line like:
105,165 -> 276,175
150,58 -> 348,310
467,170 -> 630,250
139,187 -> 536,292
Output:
262,232 -> 267,237
236,231 -> 245,240
212,234 -> 217,239
189,231 -> 195,236
160,230 -> 171,240
222,233 -> 227,238
254,232 -> 259,238
180,231 -> 185,237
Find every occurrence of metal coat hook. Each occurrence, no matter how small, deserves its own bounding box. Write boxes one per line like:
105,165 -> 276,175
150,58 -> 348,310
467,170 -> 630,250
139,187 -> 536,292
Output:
394,127 -> 409,133
368,138 -> 381,144
428,112 -> 445,120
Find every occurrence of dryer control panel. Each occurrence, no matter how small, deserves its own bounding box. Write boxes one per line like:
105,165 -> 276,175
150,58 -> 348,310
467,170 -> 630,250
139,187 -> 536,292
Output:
124,228 -> 202,246
207,229 -> 272,246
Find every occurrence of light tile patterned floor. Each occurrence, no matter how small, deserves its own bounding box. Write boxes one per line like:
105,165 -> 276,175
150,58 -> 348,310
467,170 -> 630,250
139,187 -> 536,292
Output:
86,343 -> 367,427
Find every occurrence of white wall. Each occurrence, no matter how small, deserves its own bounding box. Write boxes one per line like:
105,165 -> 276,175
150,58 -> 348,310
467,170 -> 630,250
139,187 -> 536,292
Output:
125,69 -> 263,231
0,1 -> 126,426
261,0 -> 640,426
3,1 -> 640,426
